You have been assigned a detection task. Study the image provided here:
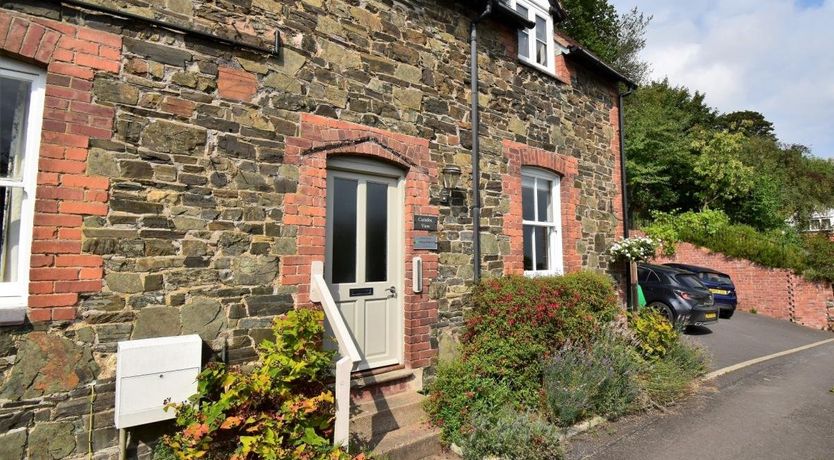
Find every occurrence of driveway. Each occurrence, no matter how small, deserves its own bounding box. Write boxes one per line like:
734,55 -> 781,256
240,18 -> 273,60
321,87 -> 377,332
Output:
567,312 -> 834,460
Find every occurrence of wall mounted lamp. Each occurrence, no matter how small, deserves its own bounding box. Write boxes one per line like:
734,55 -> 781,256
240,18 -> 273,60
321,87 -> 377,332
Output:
440,165 -> 462,205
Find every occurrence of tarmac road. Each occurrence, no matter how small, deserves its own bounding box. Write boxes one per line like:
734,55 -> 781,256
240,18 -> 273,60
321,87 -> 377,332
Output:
567,312 -> 834,460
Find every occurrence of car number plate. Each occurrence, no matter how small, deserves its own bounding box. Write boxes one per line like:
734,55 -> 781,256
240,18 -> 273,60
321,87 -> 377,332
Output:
709,289 -> 728,295
705,312 -> 717,320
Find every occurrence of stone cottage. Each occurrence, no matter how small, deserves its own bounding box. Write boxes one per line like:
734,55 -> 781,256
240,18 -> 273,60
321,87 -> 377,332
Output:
0,0 -> 631,457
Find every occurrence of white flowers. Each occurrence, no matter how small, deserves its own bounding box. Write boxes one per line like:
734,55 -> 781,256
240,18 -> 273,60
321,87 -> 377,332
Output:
608,236 -> 658,262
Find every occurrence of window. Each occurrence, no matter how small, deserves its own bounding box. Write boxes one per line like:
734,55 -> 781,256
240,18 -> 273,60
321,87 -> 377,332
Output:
506,0 -> 557,75
521,167 -> 563,276
0,58 -> 45,324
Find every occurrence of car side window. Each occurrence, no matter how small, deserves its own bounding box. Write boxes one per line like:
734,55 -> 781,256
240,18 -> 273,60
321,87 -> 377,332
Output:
639,269 -> 660,284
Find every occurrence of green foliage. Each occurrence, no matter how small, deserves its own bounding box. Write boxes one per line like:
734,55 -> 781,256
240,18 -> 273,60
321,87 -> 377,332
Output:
464,273 -> 620,398
423,360 -> 515,446
801,234 -> 834,282
426,272 -> 620,443
543,332 -> 642,426
559,0 -> 651,82
164,309 -> 355,460
716,110 -> 776,140
629,309 -> 678,359
643,209 -> 729,256
463,409 -> 563,460
625,78 -> 834,230
638,341 -> 709,406
690,129 -> 754,210
624,80 -> 717,219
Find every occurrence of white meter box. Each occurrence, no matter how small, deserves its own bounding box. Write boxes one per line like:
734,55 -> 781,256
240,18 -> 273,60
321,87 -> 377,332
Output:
115,335 -> 202,429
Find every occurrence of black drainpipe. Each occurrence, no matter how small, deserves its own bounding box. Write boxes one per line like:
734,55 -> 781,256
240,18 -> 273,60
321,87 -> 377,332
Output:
471,2 -> 492,284
618,87 -> 635,309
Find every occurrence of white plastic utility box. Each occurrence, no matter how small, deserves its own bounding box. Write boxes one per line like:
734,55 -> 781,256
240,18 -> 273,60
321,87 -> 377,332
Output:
115,335 -> 202,429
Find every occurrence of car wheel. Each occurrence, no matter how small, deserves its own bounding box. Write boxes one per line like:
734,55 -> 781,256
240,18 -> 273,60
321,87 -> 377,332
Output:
720,310 -> 734,319
648,302 -> 675,324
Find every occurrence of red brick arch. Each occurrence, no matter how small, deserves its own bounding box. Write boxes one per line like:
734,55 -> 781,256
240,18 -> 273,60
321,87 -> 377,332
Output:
0,11 -> 121,322
502,139 -> 581,275
282,113 -> 439,368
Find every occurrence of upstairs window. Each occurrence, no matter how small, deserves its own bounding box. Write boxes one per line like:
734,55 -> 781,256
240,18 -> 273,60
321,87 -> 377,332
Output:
522,167 -> 563,276
0,58 -> 45,324
507,0 -> 556,75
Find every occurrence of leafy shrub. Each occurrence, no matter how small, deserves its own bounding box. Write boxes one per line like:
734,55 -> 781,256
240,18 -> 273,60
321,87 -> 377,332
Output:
629,309 -> 678,359
644,210 -> 834,283
164,309 -> 355,460
543,332 -> 642,427
639,340 -> 709,406
463,409 -> 563,460
463,273 -> 620,402
644,209 -> 730,256
424,360 -> 515,446
426,272 -> 621,443
801,233 -> 834,282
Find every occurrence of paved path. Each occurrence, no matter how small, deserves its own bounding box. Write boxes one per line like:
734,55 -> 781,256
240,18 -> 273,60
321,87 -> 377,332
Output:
567,312 -> 834,460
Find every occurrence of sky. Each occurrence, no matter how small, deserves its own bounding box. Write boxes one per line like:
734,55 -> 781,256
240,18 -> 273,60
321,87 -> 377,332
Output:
609,0 -> 834,159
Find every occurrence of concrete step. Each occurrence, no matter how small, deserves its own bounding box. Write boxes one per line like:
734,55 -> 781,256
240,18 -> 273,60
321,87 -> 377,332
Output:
351,391 -> 427,441
354,422 -> 444,460
350,368 -> 421,403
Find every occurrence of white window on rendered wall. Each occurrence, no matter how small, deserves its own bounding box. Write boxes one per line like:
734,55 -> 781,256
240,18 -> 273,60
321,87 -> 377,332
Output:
0,58 -> 46,325
521,167 -> 563,276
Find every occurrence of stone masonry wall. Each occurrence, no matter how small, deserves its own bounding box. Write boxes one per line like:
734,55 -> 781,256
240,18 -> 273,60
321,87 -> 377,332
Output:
0,0 -> 626,457
654,242 -> 834,330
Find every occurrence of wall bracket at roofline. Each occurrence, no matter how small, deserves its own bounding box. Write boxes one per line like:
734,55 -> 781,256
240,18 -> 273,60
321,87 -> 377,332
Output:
52,0 -> 281,57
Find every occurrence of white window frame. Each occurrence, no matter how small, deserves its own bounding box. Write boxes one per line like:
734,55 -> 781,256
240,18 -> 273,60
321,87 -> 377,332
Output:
507,0 -> 557,75
0,57 -> 46,324
522,167 -> 564,277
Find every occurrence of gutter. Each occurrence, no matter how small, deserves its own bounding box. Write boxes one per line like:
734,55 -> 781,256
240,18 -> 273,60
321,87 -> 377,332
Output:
618,87 -> 635,310
567,45 -> 637,89
53,0 -> 280,57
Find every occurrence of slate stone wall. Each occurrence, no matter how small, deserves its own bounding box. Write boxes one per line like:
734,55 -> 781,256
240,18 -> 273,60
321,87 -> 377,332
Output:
0,1 -> 626,457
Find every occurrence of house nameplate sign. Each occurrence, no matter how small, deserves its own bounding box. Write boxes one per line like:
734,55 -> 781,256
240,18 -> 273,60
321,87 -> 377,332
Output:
413,215 -> 438,231
413,236 -> 438,250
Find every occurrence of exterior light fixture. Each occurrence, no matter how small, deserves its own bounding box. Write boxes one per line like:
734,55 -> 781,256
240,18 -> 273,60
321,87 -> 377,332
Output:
440,165 -> 462,205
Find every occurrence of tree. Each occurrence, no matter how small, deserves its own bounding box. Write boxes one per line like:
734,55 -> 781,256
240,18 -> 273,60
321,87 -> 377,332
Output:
624,80 -> 718,219
559,0 -> 651,83
716,110 -> 776,140
690,129 -> 754,211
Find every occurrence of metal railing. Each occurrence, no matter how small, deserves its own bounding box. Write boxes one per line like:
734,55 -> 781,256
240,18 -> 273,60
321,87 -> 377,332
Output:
309,261 -> 361,449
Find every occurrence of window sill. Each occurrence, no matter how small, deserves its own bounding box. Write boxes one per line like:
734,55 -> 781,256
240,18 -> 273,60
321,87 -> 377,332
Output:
0,306 -> 27,326
518,58 -> 570,85
524,270 -> 564,278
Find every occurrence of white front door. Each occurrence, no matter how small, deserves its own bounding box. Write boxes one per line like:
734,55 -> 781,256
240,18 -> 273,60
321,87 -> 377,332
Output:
325,160 -> 403,371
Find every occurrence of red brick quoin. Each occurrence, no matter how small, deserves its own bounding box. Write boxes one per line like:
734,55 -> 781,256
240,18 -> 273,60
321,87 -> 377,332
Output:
282,114 -> 439,369
0,11 -> 120,322
502,140 -> 581,275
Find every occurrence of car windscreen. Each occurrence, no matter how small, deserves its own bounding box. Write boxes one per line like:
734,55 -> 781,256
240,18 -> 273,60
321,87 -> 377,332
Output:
699,272 -> 733,285
676,274 -> 707,290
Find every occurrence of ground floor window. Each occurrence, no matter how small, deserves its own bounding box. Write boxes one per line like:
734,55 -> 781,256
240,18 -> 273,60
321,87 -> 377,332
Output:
522,167 -> 563,276
0,57 -> 45,317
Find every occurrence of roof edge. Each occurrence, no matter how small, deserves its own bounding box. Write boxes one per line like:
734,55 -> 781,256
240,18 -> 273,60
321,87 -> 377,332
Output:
566,45 -> 637,89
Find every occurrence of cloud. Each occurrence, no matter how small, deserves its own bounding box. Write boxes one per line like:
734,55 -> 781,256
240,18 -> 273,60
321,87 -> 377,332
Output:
611,0 -> 834,158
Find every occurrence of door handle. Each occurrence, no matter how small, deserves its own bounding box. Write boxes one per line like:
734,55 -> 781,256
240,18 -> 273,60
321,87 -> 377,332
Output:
386,286 -> 397,298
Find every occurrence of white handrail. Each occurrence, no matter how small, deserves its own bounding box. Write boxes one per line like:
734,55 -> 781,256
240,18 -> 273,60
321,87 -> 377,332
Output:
309,261 -> 360,449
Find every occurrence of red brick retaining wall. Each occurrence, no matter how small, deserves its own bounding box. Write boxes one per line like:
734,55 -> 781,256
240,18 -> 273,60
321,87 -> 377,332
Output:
654,242 -> 834,330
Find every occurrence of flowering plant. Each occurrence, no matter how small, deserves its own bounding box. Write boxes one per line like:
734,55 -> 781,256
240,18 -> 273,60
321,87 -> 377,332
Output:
607,236 -> 658,261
